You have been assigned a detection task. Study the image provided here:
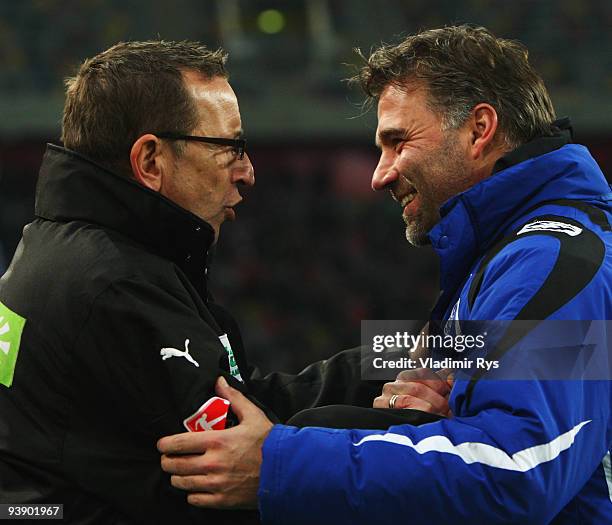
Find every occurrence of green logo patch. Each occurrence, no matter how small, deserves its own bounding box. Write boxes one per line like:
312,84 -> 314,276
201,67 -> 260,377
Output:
0,301 -> 26,387
218,333 -> 244,382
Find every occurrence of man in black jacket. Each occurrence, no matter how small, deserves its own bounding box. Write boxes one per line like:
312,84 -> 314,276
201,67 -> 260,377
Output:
0,41 -> 385,524
0,40 -> 442,524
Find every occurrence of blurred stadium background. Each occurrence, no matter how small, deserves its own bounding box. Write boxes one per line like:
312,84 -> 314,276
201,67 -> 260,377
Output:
1,0 -> 610,373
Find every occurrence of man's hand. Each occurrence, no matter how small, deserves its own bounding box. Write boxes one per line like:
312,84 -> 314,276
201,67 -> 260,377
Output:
373,368 -> 454,417
157,376 -> 274,509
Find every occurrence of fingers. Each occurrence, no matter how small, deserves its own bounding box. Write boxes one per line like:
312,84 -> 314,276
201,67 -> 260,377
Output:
372,395 -> 388,409
214,376 -> 261,422
374,367 -> 453,415
166,477 -> 229,508
373,391 -> 449,414
172,475 -> 256,509
157,431 -> 215,455
185,491 -> 253,510
187,492 -> 224,508
188,491 -> 247,509
382,377 -> 449,399
171,474 -> 218,492
158,379 -> 270,512
161,453 -> 223,476
373,394 -> 431,411
172,474 -> 208,491
214,375 -> 232,399
395,368 -> 451,396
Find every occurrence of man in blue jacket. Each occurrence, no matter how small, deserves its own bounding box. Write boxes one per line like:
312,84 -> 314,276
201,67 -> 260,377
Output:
158,25 -> 612,524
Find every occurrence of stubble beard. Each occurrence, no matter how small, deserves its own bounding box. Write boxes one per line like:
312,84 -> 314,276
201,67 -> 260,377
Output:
402,136 -> 470,247
403,202 -> 439,247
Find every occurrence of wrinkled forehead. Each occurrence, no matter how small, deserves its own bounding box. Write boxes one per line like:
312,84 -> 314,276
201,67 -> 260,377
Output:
376,83 -> 428,118
375,83 -> 438,139
182,72 -> 242,134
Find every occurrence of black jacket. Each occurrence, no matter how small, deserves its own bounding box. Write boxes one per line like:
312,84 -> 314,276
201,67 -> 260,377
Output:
0,145 -> 383,524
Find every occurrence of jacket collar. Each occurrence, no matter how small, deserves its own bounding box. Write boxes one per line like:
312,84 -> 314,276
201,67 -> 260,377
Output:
427,120 -> 610,316
35,144 -> 216,297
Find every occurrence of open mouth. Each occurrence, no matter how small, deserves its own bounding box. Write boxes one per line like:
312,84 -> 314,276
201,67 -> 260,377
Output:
398,187 -> 419,219
399,191 -> 416,208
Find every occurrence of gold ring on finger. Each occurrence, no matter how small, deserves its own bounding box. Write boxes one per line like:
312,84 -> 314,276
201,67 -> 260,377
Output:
389,394 -> 400,409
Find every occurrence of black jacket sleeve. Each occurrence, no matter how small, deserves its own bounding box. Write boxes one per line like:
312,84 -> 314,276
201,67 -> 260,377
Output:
247,347 -> 384,423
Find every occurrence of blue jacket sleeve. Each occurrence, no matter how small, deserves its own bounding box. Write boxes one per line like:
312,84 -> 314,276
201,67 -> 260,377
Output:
259,381 -> 609,525
258,236 -> 612,525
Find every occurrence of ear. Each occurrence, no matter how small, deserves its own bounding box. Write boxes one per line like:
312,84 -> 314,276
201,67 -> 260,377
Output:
468,103 -> 499,160
129,134 -> 167,191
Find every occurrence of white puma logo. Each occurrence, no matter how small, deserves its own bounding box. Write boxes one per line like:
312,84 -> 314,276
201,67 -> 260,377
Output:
160,338 -> 200,368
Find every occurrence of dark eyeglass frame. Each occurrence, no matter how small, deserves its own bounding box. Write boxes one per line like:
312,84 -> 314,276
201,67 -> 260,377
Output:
156,132 -> 246,160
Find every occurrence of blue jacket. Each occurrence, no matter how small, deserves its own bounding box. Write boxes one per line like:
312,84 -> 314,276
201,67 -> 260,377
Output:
258,139 -> 612,524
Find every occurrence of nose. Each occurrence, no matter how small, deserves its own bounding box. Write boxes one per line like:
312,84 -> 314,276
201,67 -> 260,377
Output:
371,151 -> 398,191
234,154 -> 255,187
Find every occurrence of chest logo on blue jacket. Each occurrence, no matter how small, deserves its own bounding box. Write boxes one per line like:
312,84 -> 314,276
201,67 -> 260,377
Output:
517,220 -> 582,237
160,338 -> 200,368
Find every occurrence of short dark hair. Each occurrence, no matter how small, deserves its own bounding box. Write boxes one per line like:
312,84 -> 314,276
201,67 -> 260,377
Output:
353,25 -> 556,148
62,40 -> 228,176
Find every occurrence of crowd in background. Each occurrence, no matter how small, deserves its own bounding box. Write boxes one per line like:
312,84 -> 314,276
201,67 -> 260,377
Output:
0,1 -> 610,98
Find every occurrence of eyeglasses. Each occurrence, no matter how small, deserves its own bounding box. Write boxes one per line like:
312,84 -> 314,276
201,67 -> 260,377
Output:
156,132 -> 247,160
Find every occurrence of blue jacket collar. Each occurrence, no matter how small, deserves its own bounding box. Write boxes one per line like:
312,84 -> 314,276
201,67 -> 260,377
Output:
428,135 -> 610,311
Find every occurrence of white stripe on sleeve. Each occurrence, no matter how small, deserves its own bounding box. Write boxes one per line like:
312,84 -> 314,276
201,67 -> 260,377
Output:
602,451 -> 612,504
353,420 -> 591,473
